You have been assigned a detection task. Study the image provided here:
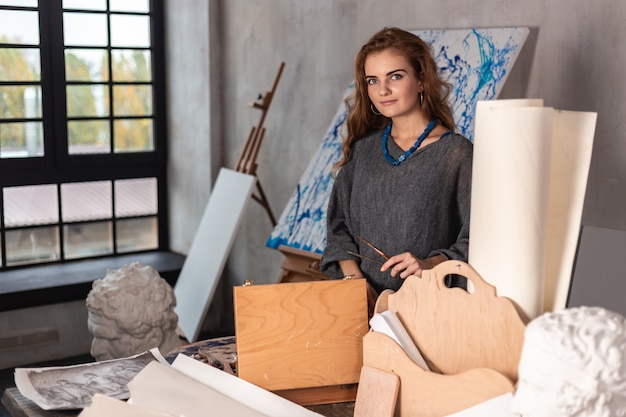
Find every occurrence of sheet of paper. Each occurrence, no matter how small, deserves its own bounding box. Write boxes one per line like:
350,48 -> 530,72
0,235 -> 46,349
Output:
14,348 -> 167,410
543,110 -> 597,311
470,99 -> 552,319
78,394 -> 178,417
170,354 -> 323,417
369,310 -> 429,370
128,361 -> 270,417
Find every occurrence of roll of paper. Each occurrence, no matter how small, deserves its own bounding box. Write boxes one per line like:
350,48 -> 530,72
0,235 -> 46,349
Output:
469,100 -> 597,319
543,110 -> 597,312
470,100 -> 553,320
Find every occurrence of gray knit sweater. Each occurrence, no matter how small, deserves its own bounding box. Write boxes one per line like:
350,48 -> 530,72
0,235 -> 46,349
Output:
320,128 -> 473,294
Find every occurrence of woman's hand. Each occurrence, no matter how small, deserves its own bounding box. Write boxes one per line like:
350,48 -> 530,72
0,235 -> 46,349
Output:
380,252 -> 434,279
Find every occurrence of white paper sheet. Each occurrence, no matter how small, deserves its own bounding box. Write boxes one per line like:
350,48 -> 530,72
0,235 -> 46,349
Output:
543,110 -> 597,311
127,361 -> 270,417
170,354 -> 323,417
79,394 -> 178,417
470,100 -> 553,319
369,311 -> 429,370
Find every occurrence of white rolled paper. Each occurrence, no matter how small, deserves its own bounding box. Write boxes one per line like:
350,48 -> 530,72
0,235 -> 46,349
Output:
543,110 -> 597,312
469,100 -> 597,319
470,100 -> 553,320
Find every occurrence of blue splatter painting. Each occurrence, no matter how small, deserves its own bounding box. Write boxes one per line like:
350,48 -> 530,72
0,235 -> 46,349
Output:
267,27 -> 529,254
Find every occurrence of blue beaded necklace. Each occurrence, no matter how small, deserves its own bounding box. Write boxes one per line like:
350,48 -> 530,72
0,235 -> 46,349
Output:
381,118 -> 437,166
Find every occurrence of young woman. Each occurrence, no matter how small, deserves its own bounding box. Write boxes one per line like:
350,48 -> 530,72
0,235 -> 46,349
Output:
321,27 -> 473,298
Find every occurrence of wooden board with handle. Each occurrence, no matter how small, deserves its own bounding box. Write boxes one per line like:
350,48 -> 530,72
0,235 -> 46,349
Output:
376,260 -> 527,382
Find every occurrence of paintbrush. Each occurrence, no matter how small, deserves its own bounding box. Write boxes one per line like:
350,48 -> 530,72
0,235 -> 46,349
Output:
347,250 -> 385,265
358,236 -> 390,260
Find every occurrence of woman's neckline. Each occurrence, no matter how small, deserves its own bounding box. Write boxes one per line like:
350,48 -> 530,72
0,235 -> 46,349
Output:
381,119 -> 437,166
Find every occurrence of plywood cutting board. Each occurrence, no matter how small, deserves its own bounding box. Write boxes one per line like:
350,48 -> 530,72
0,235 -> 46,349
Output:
234,278 -> 369,391
378,260 -> 527,382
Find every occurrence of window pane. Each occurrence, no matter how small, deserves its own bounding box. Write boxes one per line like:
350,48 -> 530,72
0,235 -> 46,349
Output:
62,0 -> 105,10
61,181 -> 112,222
6,226 -> 60,266
66,84 -> 108,117
63,12 -> 107,46
0,85 -> 41,118
0,1 -> 38,6
116,217 -> 157,253
0,10 -> 39,45
110,0 -> 149,13
64,221 -> 113,259
110,14 -> 149,47
1,121 -> 43,158
111,50 -> 151,82
113,85 -> 152,116
3,184 -> 58,227
0,48 -> 40,81
68,120 -> 110,154
115,177 -> 157,217
114,118 -> 152,152
65,49 -> 108,82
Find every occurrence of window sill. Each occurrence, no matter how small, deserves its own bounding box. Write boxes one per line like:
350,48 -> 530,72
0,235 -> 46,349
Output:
0,251 -> 186,312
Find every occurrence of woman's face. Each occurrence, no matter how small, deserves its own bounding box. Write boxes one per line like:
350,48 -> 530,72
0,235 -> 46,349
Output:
364,48 -> 422,120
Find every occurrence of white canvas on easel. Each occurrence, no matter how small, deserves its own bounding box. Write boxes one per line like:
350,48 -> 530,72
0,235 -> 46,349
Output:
174,168 -> 256,342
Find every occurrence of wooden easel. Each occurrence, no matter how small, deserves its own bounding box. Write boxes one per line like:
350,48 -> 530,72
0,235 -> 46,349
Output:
235,62 -> 285,227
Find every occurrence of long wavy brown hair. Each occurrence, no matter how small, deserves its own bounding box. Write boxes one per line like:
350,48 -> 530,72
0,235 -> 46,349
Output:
333,27 -> 455,174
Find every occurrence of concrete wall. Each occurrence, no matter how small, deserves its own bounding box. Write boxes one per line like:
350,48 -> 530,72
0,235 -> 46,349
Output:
166,0 -> 626,333
0,301 -> 91,369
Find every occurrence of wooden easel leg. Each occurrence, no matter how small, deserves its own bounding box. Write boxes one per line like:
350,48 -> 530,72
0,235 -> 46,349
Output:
234,62 -> 285,228
251,180 -> 277,227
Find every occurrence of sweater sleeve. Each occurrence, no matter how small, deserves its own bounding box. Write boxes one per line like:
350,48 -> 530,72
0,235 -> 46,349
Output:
320,161 -> 359,279
428,139 -> 473,262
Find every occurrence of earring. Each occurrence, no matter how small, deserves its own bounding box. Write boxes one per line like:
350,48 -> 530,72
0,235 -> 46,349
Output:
420,92 -> 424,106
370,102 -> 382,115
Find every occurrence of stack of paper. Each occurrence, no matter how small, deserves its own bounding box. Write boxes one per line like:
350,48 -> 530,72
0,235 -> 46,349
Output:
79,354 -> 323,417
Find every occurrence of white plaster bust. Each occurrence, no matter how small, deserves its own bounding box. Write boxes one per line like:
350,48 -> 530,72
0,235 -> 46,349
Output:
86,262 -> 185,361
511,306 -> 626,417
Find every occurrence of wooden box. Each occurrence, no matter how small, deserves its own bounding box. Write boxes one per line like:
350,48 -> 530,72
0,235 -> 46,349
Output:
363,260 -> 527,416
233,278 -> 368,405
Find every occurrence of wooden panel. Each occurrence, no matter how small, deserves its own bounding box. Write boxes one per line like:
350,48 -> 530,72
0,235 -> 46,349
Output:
274,384 -> 358,406
363,332 -> 514,417
234,279 -> 368,392
353,366 -> 399,417
174,168 -> 256,342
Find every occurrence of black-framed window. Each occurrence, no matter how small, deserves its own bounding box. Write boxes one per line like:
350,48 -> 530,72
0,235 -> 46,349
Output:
0,0 -> 167,269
